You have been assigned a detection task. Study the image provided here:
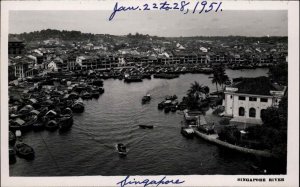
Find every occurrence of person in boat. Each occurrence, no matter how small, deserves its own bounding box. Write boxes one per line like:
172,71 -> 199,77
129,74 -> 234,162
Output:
117,143 -> 127,155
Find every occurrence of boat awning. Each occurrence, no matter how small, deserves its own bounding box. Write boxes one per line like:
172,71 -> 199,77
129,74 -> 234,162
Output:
14,118 -> 25,125
46,110 -> 57,116
30,110 -> 40,115
20,105 -> 33,112
29,98 -> 37,104
184,128 -> 194,134
165,100 -> 172,104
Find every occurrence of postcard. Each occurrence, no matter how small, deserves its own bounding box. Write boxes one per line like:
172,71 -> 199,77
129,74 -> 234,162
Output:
1,0 -> 299,187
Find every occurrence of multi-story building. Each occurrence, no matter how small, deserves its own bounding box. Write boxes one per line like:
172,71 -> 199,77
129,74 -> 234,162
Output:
9,37 -> 25,55
223,76 -> 286,125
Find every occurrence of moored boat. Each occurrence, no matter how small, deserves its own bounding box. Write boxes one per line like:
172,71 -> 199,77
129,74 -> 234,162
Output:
124,75 -> 142,83
32,122 -> 45,131
15,142 -> 35,160
158,101 -> 165,110
164,105 -> 171,113
71,99 -> 85,113
181,127 -> 194,138
9,131 -> 16,146
9,147 -> 17,164
81,91 -> 92,100
91,89 -> 100,98
45,120 -> 58,131
58,115 -> 74,131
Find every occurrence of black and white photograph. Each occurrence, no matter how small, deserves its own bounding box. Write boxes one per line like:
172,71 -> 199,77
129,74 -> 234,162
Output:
1,0 -> 299,187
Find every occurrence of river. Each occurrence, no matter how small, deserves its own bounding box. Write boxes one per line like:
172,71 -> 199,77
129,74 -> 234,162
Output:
10,68 -> 285,176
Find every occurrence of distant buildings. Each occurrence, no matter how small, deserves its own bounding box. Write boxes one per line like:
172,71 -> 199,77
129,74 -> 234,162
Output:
9,37 -> 25,55
223,77 -> 286,125
8,34 -> 288,79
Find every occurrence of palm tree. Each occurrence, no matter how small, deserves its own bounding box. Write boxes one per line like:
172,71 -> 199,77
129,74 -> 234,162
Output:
212,71 -> 220,93
212,65 -> 229,92
187,81 -> 207,100
186,81 -> 210,110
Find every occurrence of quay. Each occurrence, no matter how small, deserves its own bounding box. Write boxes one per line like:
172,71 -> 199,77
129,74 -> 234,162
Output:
193,129 -> 273,158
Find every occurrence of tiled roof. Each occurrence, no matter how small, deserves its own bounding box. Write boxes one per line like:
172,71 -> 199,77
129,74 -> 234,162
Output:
233,76 -> 285,96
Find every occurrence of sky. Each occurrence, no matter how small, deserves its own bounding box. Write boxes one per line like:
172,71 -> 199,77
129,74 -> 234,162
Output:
9,10 -> 287,37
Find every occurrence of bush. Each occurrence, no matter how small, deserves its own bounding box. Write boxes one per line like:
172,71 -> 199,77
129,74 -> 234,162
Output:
218,126 -> 241,144
219,118 -> 230,126
212,106 -> 224,115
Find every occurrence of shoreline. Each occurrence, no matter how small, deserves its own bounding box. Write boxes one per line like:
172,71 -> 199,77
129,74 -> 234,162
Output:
193,129 -> 274,158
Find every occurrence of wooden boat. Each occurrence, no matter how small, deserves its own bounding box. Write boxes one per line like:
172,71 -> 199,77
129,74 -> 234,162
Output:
116,143 -> 127,156
81,91 -> 92,100
68,92 -> 80,100
142,74 -> 151,79
62,107 -> 73,116
58,115 -> 74,131
15,142 -> 35,160
164,106 -> 171,113
138,124 -> 154,129
124,75 -> 142,83
32,122 -> 45,131
92,79 -> 104,87
181,127 -> 194,138
45,110 -> 58,119
20,117 -> 37,132
9,147 -> 17,164
45,120 -> 58,131
9,131 -> 16,146
91,90 -> 100,98
153,73 -> 179,79
98,87 -> 105,94
71,99 -> 85,113
171,105 -> 177,112
142,94 -> 151,104
9,118 -> 25,131
157,101 -> 165,110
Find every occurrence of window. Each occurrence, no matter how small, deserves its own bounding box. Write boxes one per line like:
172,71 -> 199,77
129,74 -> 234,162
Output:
249,108 -> 256,118
230,95 -> 233,99
238,96 -> 246,101
249,97 -> 257,101
239,107 -> 245,116
260,98 -> 268,102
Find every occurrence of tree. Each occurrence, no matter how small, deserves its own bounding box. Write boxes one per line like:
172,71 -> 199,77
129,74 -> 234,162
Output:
187,81 -> 207,100
212,71 -> 220,93
211,65 -> 229,94
186,81 -> 210,110
269,62 -> 288,85
250,97 -> 287,159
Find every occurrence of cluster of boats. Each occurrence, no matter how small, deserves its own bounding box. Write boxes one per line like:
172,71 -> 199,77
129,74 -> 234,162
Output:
9,131 -> 35,163
8,76 -> 106,164
157,95 -> 188,113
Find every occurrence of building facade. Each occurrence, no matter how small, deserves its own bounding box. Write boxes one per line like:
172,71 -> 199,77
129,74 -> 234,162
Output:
223,77 -> 286,124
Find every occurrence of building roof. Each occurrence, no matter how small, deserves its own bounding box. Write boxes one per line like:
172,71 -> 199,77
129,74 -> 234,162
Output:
233,76 -> 285,96
9,36 -> 23,43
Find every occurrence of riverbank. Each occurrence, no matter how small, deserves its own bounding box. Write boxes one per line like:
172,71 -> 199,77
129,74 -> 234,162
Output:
193,129 -> 273,158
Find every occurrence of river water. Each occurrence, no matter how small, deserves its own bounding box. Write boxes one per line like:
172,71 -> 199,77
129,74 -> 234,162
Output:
10,68 -> 285,176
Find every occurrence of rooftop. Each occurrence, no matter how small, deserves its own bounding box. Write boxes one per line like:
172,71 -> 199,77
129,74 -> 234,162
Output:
9,36 -> 23,43
232,76 -> 285,96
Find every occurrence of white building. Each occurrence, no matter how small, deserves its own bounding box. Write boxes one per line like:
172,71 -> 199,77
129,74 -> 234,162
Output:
223,77 -> 286,125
